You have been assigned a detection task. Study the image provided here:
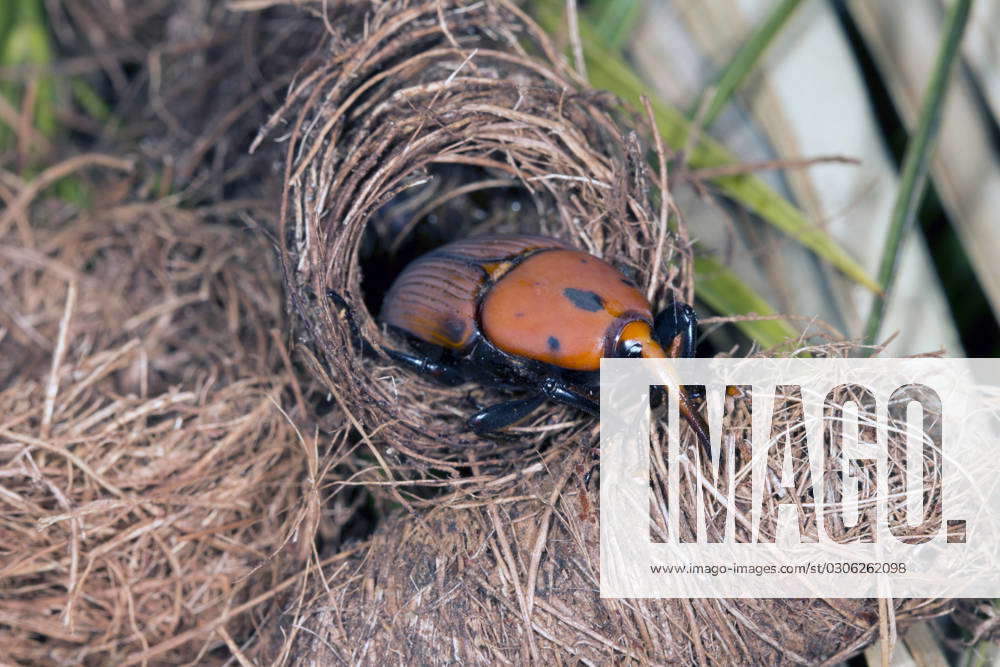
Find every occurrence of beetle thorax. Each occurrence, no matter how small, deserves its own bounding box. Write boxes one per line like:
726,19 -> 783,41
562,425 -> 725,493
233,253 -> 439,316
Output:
479,249 -> 654,371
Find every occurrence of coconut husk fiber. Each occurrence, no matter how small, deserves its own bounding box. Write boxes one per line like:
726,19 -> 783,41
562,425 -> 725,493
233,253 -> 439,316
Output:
1,0 -> 975,663
247,1 -> 960,663
264,0 -> 694,471
260,450 -> 953,665
0,3 -> 361,662
0,189 -> 339,664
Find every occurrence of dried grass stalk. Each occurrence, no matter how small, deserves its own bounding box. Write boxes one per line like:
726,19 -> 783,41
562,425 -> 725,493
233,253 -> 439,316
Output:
2,0 -> 969,662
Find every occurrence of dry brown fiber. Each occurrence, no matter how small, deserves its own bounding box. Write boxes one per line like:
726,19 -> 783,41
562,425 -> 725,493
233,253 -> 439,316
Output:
0,1 -> 339,662
0,0 -> 987,663
0,195 -> 327,663
270,0 -> 691,470
257,0 -> 959,663
263,455 -> 952,664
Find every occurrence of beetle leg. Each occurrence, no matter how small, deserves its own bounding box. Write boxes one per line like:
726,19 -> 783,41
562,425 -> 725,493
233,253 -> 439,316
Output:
650,385 -> 665,410
653,300 -> 698,359
382,348 -> 465,386
327,290 -> 465,386
540,377 -> 599,416
326,290 -> 376,354
468,393 -> 546,435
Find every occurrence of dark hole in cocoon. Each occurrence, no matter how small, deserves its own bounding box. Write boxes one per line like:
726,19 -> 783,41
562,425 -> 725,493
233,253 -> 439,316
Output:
358,163 -> 541,319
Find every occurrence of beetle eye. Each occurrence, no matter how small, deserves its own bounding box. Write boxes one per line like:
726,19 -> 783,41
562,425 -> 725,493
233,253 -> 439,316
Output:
620,340 -> 643,358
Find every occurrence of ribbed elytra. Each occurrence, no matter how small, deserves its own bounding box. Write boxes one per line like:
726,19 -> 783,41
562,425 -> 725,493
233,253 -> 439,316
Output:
380,235 -> 653,371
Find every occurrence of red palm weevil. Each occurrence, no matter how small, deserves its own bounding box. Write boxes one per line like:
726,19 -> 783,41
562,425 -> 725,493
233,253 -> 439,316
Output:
335,234 -> 708,441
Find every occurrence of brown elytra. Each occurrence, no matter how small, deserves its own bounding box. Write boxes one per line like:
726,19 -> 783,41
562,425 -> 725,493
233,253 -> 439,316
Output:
380,235 -> 657,371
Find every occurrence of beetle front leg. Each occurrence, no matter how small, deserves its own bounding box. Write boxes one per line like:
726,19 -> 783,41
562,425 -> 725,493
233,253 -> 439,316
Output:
653,300 -> 698,358
540,378 -> 599,416
468,393 -> 547,435
327,290 -> 379,357
468,378 -> 596,435
382,348 -> 465,386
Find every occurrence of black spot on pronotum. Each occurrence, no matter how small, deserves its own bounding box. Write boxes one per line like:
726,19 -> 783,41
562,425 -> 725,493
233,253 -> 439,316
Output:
563,288 -> 604,312
547,336 -> 560,351
442,317 -> 466,342
515,312 -> 525,318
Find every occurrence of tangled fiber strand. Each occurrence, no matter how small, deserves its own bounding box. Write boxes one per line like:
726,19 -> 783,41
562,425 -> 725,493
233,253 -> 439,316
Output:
260,454 -> 952,665
36,0 -> 324,200
263,0 -> 691,468
257,347 -> 954,664
247,4 -> 957,661
0,192 -> 331,664
0,0 -> 976,663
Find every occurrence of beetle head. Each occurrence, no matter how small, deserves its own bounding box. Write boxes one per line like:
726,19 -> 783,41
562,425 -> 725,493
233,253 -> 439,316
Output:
612,320 -> 668,359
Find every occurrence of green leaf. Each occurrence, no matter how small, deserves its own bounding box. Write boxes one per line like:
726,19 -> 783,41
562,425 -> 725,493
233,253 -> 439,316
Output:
0,8 -> 13,48
863,0 -> 973,349
694,254 -> 801,350
1,1 -> 96,206
534,0 -> 881,294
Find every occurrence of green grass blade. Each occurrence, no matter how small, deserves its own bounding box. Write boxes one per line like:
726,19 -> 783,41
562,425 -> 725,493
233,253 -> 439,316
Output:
0,8 -> 13,48
862,0 -> 973,349
71,78 -> 110,121
577,0 -> 807,349
694,255 -> 801,349
691,0 -> 806,128
1,0 -> 56,148
585,0 -> 644,51
1,0 -> 97,207
534,0 -> 881,294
